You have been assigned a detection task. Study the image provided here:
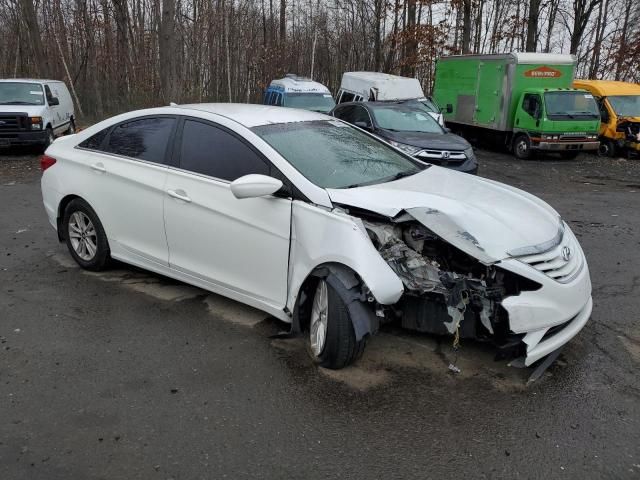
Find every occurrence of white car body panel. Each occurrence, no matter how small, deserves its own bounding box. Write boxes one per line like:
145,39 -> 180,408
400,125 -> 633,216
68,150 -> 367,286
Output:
286,202 -> 404,312
163,167 -> 292,309
42,103 -> 593,368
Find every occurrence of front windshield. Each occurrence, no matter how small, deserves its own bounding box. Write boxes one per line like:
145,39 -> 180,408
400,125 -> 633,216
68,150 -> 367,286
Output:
607,95 -> 640,117
284,93 -> 336,113
252,120 -> 425,189
371,107 -> 443,133
544,91 -> 599,119
0,82 -> 45,105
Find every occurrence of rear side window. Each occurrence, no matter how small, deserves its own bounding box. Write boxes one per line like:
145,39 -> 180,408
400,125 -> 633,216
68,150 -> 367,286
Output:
78,129 -> 109,150
104,117 -> 176,163
179,120 -> 269,181
333,105 -> 355,122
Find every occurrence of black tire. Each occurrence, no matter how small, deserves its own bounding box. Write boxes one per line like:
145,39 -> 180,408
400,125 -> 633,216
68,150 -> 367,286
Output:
62,198 -> 110,271
39,127 -> 54,154
513,134 -> 534,160
66,118 -> 76,135
597,138 -> 616,158
560,151 -> 580,160
307,279 -> 366,369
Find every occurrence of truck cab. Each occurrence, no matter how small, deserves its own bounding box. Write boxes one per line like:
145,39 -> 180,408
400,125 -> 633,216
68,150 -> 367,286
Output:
573,79 -> 640,157
264,75 -> 335,113
0,79 -> 75,152
512,87 -> 600,159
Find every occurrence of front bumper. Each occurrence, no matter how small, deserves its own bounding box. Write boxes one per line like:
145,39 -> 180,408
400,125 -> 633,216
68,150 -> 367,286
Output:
535,140 -> 599,151
0,130 -> 48,147
499,233 -> 592,366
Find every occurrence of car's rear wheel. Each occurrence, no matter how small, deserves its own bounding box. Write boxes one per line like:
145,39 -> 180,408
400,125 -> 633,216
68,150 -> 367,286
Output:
63,199 -> 110,271
307,279 -> 366,369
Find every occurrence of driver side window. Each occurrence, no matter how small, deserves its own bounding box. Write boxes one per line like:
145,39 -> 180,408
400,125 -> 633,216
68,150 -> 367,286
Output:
522,94 -> 541,118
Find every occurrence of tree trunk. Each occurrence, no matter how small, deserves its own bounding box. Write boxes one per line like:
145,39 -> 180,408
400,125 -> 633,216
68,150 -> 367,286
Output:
461,0 -> 472,54
526,0 -> 541,52
19,0 -> 50,77
159,0 -> 178,102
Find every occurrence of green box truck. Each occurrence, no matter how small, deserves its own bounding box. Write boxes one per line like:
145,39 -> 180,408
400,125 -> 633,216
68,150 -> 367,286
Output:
432,53 -> 601,159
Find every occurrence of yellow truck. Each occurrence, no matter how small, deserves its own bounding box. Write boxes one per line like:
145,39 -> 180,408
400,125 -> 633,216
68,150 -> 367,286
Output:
573,79 -> 640,157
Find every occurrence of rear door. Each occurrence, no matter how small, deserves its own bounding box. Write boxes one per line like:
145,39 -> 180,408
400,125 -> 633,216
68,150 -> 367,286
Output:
77,116 -> 177,265
164,117 -> 292,308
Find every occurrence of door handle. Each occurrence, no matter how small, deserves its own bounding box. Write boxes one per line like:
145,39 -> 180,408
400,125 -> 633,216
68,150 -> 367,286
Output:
167,189 -> 192,203
91,163 -> 106,173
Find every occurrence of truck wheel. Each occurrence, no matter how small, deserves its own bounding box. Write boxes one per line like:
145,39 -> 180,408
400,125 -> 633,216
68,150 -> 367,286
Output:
513,134 -> 533,160
66,119 -> 76,135
597,139 -> 616,158
39,127 -> 55,154
307,279 -> 366,369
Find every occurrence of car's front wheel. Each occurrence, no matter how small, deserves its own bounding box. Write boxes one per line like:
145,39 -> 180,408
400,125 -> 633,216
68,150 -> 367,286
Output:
63,198 -> 110,271
307,279 -> 366,369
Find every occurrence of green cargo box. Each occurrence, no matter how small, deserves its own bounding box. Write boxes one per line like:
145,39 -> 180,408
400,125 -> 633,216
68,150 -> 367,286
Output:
434,53 -> 577,131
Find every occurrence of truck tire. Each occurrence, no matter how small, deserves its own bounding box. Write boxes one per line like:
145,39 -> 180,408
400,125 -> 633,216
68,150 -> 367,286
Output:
39,127 -> 55,154
307,279 -> 366,369
66,118 -> 76,135
597,139 -> 616,158
513,134 -> 534,160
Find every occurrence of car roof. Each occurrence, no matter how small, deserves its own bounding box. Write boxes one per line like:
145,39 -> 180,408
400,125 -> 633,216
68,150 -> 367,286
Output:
175,103 -> 331,127
573,79 -> 640,96
0,78 -> 63,84
340,72 -> 425,101
268,75 -> 331,94
336,101 -> 423,111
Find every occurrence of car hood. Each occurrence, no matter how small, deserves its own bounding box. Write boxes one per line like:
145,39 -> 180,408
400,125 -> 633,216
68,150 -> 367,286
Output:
0,104 -> 46,116
327,167 -> 561,264
381,130 -> 470,150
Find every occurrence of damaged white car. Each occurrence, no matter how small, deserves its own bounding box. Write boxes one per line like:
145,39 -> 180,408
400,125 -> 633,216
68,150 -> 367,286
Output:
41,104 -> 592,369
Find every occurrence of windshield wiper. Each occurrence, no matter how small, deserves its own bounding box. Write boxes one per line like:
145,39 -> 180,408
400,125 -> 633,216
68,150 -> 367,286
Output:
0,101 -> 36,105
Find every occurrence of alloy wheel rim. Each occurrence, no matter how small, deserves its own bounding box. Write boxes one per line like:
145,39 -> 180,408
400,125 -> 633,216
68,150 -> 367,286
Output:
309,280 -> 329,356
68,211 -> 98,261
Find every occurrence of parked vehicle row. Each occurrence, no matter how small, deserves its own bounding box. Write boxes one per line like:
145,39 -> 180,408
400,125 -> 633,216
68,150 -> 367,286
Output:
0,78 -> 75,151
41,103 -> 593,371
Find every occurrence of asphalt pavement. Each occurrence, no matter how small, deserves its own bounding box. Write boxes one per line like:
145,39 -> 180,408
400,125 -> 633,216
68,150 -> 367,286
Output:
1,147 -> 639,479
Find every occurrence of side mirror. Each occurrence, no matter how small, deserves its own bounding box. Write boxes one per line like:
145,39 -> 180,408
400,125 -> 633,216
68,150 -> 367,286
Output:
354,121 -> 372,130
445,104 -> 453,114
49,97 -> 60,106
444,127 -> 452,133
230,174 -> 283,199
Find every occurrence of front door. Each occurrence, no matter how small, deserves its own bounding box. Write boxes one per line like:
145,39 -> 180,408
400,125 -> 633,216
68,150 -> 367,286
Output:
164,118 -> 292,309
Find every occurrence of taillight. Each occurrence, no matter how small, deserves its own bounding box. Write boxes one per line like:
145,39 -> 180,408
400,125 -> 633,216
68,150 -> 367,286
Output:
40,155 -> 57,171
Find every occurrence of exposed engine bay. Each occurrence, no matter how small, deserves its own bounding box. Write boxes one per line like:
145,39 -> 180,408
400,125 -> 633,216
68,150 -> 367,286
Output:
362,217 -> 538,355
617,119 -> 640,144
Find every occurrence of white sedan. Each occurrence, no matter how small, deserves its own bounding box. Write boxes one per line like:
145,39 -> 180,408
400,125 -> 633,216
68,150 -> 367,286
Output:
41,104 -> 592,369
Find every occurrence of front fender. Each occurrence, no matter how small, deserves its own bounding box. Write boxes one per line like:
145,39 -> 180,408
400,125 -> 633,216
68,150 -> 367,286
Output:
286,201 -> 404,313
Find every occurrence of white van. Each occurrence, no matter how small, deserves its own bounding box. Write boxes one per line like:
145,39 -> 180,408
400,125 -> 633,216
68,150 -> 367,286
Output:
264,74 -> 335,113
0,79 -> 75,152
336,72 -> 444,125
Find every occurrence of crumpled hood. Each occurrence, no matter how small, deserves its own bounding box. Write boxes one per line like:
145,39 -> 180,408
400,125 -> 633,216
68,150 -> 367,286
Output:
381,130 -> 470,151
327,166 -> 561,263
